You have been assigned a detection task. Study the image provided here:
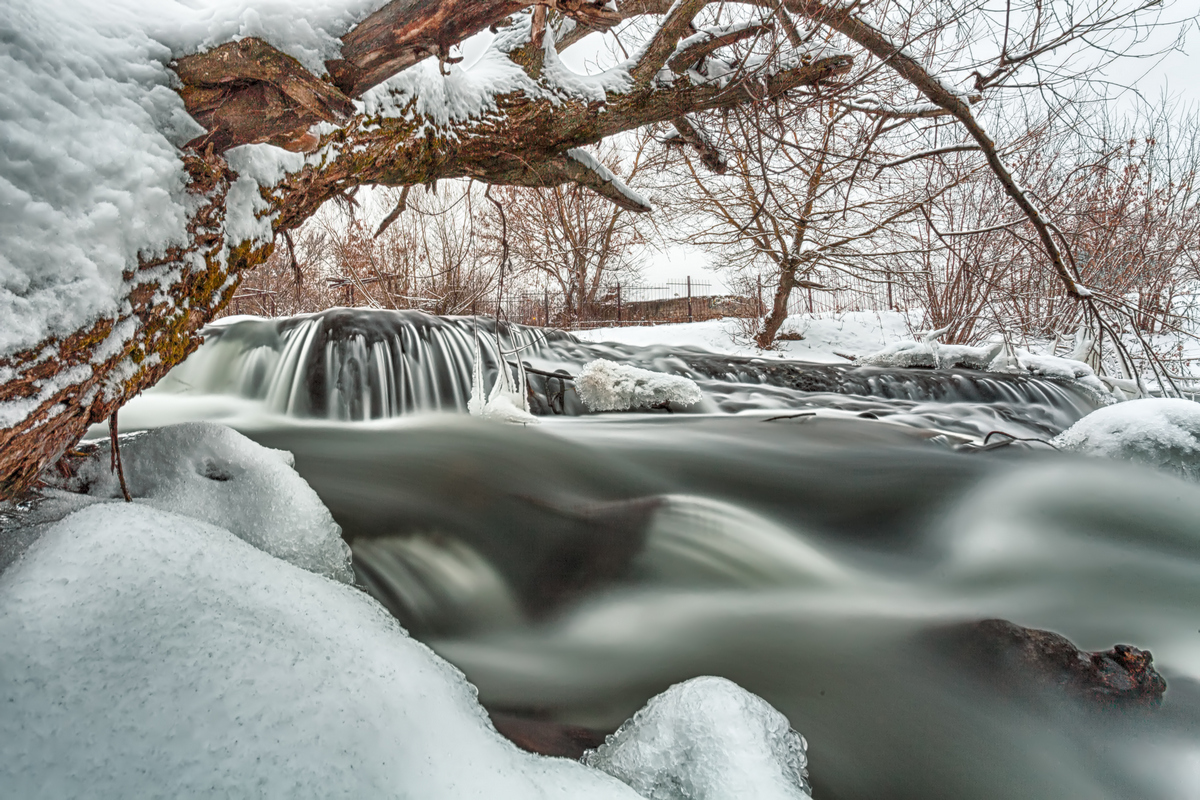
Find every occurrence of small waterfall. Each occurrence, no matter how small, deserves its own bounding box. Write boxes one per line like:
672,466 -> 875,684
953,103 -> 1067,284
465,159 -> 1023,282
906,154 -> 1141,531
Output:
161,309 -> 560,420
156,309 -> 1101,431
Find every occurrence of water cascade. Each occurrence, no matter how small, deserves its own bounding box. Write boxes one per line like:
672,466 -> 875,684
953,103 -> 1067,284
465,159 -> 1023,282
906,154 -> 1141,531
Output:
154,309 -> 1099,438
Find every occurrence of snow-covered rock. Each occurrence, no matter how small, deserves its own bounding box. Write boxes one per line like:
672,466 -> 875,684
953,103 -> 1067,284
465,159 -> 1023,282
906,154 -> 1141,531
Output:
989,348 -> 1115,401
576,359 -> 703,412
858,339 -> 1000,370
1053,398 -> 1200,480
0,502 -> 642,799
53,422 -> 352,582
584,676 -> 812,800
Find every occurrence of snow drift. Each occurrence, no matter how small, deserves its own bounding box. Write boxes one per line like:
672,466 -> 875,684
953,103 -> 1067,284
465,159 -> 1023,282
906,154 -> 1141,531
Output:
1053,398 -> 1200,480
50,422 -> 353,582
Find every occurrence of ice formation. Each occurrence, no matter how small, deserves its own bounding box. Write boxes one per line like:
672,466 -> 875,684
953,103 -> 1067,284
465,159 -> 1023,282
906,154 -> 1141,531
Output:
468,333 -> 538,424
584,676 -> 813,800
1053,398 -> 1200,480
576,359 -> 703,412
51,422 -> 353,582
0,502 -> 642,799
857,331 -> 1118,400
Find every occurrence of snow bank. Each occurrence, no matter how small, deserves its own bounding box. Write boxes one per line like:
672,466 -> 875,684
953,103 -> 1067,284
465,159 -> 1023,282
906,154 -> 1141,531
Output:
52,422 -> 352,582
1053,398 -> 1200,480
0,1 -> 387,359
574,312 -> 910,363
0,502 -> 642,799
576,359 -> 703,412
584,676 -> 812,800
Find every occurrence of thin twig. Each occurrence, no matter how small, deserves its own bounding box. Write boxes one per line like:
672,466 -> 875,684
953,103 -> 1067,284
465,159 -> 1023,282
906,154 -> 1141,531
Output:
108,411 -> 132,502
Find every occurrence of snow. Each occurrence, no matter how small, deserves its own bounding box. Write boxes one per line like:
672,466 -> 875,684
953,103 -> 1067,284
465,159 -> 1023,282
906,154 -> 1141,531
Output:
0,502 -> 644,799
1053,398 -> 1200,480
567,148 -> 651,210
584,676 -> 813,800
858,338 -> 1000,370
576,359 -> 703,411
0,0 -> 386,361
575,312 -> 912,363
1,420 -> 817,798
363,12 -> 634,135
45,422 -> 353,582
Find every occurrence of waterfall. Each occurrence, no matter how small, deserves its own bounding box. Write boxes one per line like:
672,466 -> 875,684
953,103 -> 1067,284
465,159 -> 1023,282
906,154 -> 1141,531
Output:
160,309 -> 560,421
155,309 -> 1101,431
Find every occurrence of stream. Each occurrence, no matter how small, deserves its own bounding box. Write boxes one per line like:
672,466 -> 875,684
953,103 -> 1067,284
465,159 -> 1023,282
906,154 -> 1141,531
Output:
105,309 -> 1200,799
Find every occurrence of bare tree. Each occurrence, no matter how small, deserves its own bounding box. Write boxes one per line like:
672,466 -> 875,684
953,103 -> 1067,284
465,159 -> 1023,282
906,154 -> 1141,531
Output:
492,141 -> 651,324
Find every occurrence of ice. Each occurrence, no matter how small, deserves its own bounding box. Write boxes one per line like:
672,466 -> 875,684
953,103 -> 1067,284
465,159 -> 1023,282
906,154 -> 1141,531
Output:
1053,398 -> 1200,480
50,422 -> 353,582
0,502 -> 643,799
584,676 -> 812,800
576,359 -> 703,412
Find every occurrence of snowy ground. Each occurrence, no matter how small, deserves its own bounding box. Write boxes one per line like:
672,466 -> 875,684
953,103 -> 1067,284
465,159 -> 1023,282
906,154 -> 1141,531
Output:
574,312 -> 913,363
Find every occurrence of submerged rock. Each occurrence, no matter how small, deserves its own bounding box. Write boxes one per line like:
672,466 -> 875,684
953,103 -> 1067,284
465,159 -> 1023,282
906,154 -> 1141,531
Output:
489,712 -> 606,759
930,618 -> 1166,710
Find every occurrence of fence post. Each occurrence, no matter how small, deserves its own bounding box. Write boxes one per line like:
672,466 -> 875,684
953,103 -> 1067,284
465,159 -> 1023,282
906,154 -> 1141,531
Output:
886,268 -> 894,311
543,289 -> 549,326
687,276 -> 693,323
616,283 -> 622,325
756,275 -> 763,317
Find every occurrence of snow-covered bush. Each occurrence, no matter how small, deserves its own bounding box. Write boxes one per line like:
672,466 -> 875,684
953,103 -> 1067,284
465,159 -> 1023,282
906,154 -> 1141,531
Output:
584,676 -> 812,800
576,359 -> 703,412
1053,398 -> 1200,480
55,422 -> 352,582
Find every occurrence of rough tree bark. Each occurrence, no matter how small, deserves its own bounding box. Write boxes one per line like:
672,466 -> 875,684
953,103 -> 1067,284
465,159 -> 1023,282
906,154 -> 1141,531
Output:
0,0 -> 851,498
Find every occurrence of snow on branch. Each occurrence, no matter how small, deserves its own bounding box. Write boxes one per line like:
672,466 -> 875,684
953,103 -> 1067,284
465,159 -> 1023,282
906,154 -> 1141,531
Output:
564,149 -> 653,212
668,21 -> 774,73
668,116 -> 728,174
630,0 -> 710,84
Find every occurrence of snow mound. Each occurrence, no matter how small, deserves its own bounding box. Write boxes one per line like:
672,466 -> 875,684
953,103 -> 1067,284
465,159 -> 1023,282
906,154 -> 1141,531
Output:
584,676 -> 812,800
0,502 -> 642,799
59,422 -> 352,582
1053,398 -> 1200,480
576,360 -> 703,412
858,339 -> 1000,370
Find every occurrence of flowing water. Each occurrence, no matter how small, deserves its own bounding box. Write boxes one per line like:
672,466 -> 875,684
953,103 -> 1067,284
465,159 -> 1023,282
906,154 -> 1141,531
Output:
107,310 -> 1200,798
